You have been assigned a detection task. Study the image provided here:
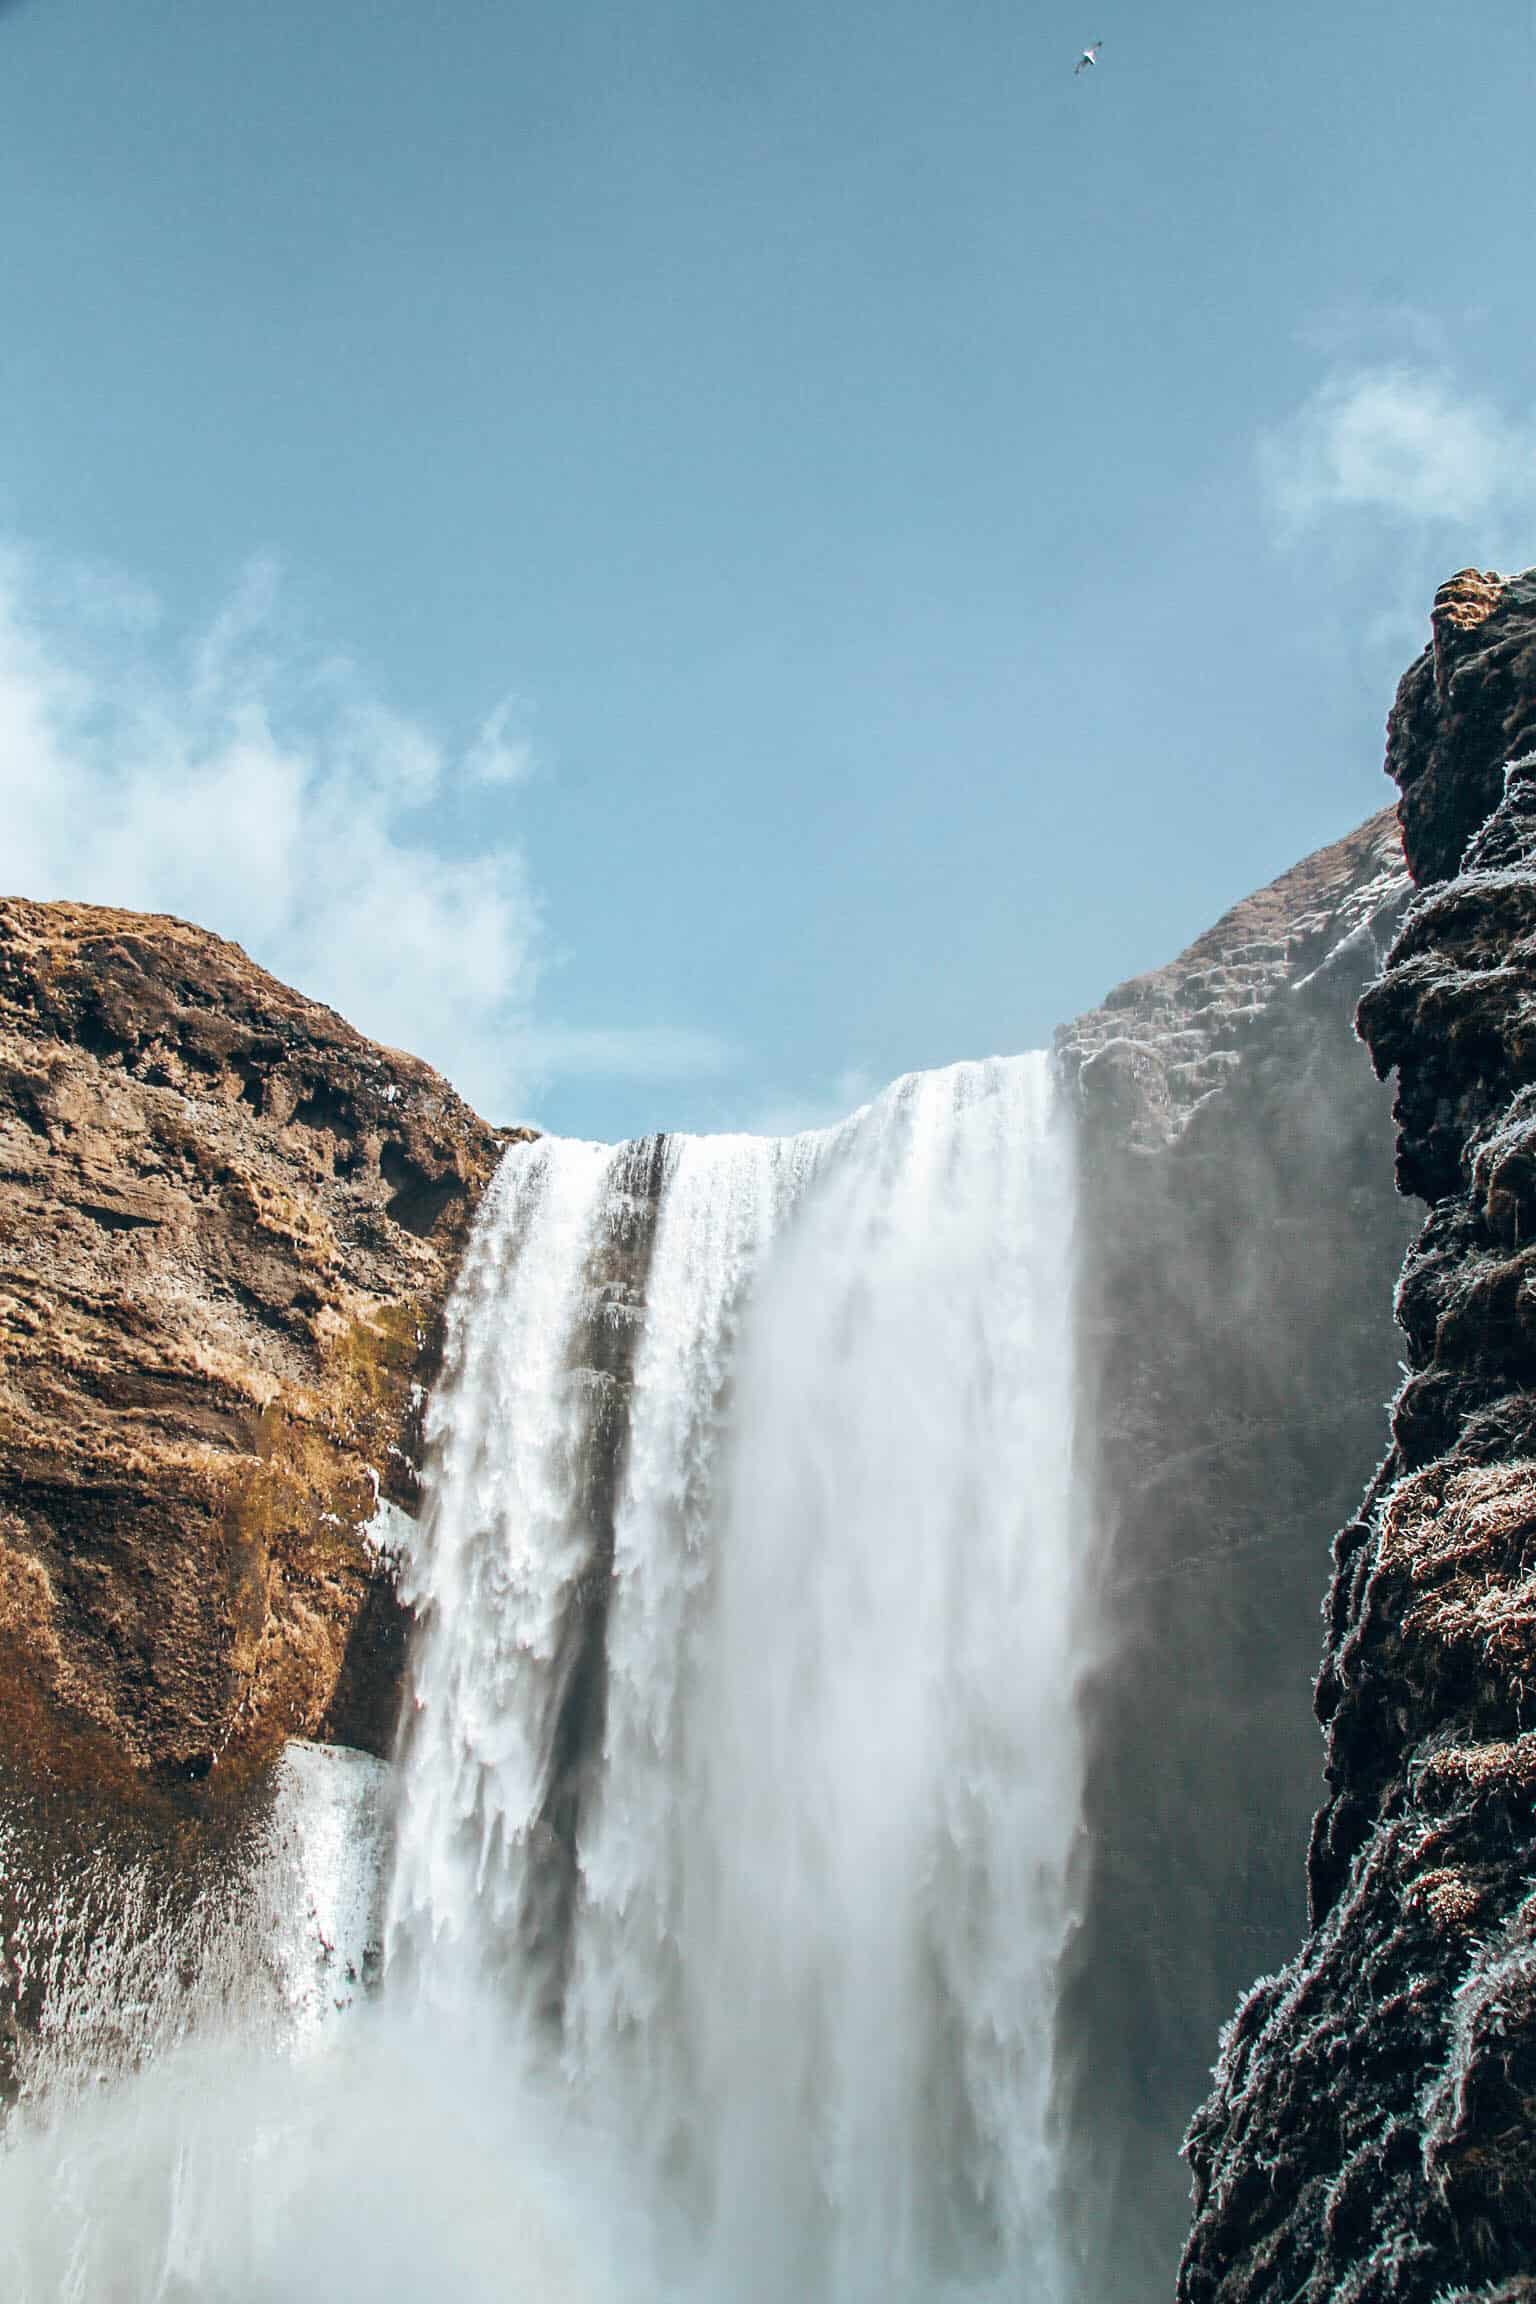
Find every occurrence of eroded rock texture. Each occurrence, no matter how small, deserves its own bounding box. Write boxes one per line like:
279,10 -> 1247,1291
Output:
1180,570 -> 1536,2303
1058,809 -> 1419,2297
0,899 -> 507,1799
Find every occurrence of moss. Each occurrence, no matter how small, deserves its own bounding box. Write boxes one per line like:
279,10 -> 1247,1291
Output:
333,1295 -> 425,1404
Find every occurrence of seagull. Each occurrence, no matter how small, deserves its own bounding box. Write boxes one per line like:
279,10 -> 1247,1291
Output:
1074,40 -> 1104,74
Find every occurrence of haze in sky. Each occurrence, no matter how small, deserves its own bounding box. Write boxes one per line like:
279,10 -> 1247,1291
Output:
0,0 -> 1531,1136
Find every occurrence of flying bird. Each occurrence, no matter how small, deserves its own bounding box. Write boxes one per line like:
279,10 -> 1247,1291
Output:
1074,40 -> 1104,74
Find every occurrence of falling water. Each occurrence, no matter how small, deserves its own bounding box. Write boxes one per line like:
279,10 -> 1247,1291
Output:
0,1053 -> 1088,2303
392,1052 -> 1086,2303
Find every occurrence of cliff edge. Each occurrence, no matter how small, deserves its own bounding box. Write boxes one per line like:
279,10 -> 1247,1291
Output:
0,899 -> 507,1797
1057,807 -> 1417,2296
1180,569 -> 1536,2302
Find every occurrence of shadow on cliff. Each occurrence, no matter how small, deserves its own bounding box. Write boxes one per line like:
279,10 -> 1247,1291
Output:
1055,813 -> 1418,2300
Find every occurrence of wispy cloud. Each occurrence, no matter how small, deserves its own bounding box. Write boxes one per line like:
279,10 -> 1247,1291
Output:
1256,357 -> 1536,671
1260,365 -> 1536,542
0,543 -> 539,1120
520,1023 -> 738,1082
742,1066 -> 877,1137
463,695 -> 535,789
0,540 -> 730,1126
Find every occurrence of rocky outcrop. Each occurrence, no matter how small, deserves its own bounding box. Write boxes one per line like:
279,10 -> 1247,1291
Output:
1180,570 -> 1536,2302
1387,567 -> 1536,888
1064,806 -> 1410,1147
0,899 -> 509,1801
1057,811 -> 1419,2298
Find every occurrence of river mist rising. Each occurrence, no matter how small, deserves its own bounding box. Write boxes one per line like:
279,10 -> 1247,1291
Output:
3,1054 -> 1092,2304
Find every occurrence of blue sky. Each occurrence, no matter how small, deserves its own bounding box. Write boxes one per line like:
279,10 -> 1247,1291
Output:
1,0 -> 1532,1136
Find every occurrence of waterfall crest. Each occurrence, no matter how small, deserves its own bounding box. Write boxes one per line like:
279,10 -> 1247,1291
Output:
391,1051 -> 1086,2303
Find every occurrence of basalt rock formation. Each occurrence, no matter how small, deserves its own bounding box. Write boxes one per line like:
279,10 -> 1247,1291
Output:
1179,569 -> 1536,2302
1058,807 -> 1420,2297
0,899 -> 507,1803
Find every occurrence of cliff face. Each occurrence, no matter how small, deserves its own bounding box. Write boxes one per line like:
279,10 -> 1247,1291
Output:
1180,571 -> 1536,2303
0,899 -> 507,1798
1058,811 -> 1419,2298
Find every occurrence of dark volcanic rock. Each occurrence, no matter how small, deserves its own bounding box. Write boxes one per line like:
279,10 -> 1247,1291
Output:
1179,569 -> 1536,2303
0,898 -> 510,1798
1057,810 -> 1419,2298
1389,568 -> 1536,887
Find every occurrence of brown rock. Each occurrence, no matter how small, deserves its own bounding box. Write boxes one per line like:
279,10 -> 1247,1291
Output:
0,898 -> 511,1796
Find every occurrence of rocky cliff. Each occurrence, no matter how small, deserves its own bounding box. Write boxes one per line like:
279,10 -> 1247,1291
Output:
1179,570 -> 1536,2302
3,604 -> 1515,2282
1058,808 -> 1420,2296
0,899 -> 507,1804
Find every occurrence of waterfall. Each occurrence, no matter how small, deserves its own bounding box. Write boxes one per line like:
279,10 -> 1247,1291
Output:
391,1051 -> 1086,2303
0,1052 -> 1088,2304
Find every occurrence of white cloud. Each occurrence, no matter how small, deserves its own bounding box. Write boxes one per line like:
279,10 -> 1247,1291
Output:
0,539 -> 739,1127
1260,366 -> 1536,540
0,546 -> 542,1122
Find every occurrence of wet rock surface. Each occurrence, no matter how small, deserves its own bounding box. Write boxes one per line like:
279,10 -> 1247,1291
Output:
1180,571 -> 1536,2303
1058,809 -> 1418,2297
0,898 -> 509,1797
